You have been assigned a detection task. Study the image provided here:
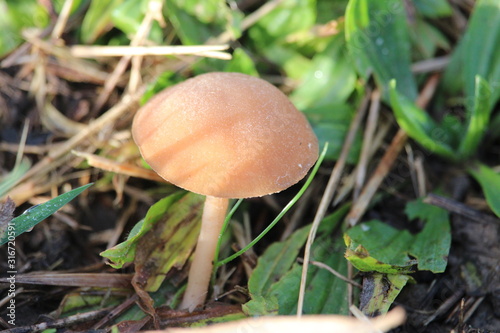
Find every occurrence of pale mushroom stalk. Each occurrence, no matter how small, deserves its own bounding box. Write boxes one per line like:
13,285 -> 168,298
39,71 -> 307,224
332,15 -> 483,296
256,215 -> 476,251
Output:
179,196 -> 228,311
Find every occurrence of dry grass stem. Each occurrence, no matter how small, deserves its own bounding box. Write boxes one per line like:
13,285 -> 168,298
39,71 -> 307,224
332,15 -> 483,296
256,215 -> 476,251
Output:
71,151 -> 167,183
411,56 -> 449,73
12,88 -> 144,190
333,118 -> 392,206
51,0 -> 75,40
424,194 -> 500,225
354,89 -> 380,199
415,155 -> 427,197
301,259 -> 362,288
405,144 -> 420,198
346,73 -> 441,227
297,90 -> 371,316
0,307 -> 115,333
70,45 -> 231,59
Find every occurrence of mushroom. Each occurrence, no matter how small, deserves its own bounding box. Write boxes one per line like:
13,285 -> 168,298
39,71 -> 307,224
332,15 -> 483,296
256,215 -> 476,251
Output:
132,72 -> 319,311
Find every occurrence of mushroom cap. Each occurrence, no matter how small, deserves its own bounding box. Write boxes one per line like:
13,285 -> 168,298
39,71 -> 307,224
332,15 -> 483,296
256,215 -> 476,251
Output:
132,72 -> 319,198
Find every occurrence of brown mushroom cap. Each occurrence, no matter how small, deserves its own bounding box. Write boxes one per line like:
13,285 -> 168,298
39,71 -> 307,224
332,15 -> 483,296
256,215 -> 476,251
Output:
132,72 -> 319,198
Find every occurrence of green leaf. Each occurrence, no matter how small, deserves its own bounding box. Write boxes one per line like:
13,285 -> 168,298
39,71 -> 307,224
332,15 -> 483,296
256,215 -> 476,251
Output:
345,220 -> 416,274
410,19 -> 450,59
0,0 -> 50,57
273,237 -> 349,315
316,0 -> 349,24
458,76 -> 492,158
0,158 -> 31,198
165,0 -> 240,45
246,225 -> 310,299
389,80 -> 457,160
290,35 -> 357,109
413,0 -> 453,18
224,49 -> 259,77
463,0 -> 500,108
441,40 -> 466,96
140,71 -> 184,105
100,192 -> 201,270
304,103 -> 361,163
244,205 -> 350,316
249,0 -> 316,48
406,198 -> 450,272
80,0 -> 124,44
345,198 -> 451,274
345,0 -> 417,101
359,273 -> 410,316
0,184 -> 93,246
171,0 -> 226,24
261,45 -> 312,80
111,0 -> 162,43
468,164 -> 500,218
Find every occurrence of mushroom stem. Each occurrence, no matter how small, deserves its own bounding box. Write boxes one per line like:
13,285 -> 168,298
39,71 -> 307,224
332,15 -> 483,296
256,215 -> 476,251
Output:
180,195 -> 229,311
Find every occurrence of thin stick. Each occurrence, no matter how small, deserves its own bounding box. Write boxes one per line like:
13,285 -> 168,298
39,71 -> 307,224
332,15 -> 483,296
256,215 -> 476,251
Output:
345,73 -> 441,227
354,90 -> 380,199
333,119 -> 392,206
70,45 -> 231,57
51,0 -> 74,40
297,93 -> 370,316
128,0 -> 166,94
424,193 -> 500,225
299,258 -> 362,288
93,0 -> 157,112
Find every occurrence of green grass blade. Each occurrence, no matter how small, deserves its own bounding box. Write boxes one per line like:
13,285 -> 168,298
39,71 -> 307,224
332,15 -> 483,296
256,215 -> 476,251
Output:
389,80 -> 456,160
463,0 -> 500,108
215,143 -> 328,268
458,76 -> 492,158
0,183 -> 93,246
0,158 -> 31,198
80,0 -> 123,44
